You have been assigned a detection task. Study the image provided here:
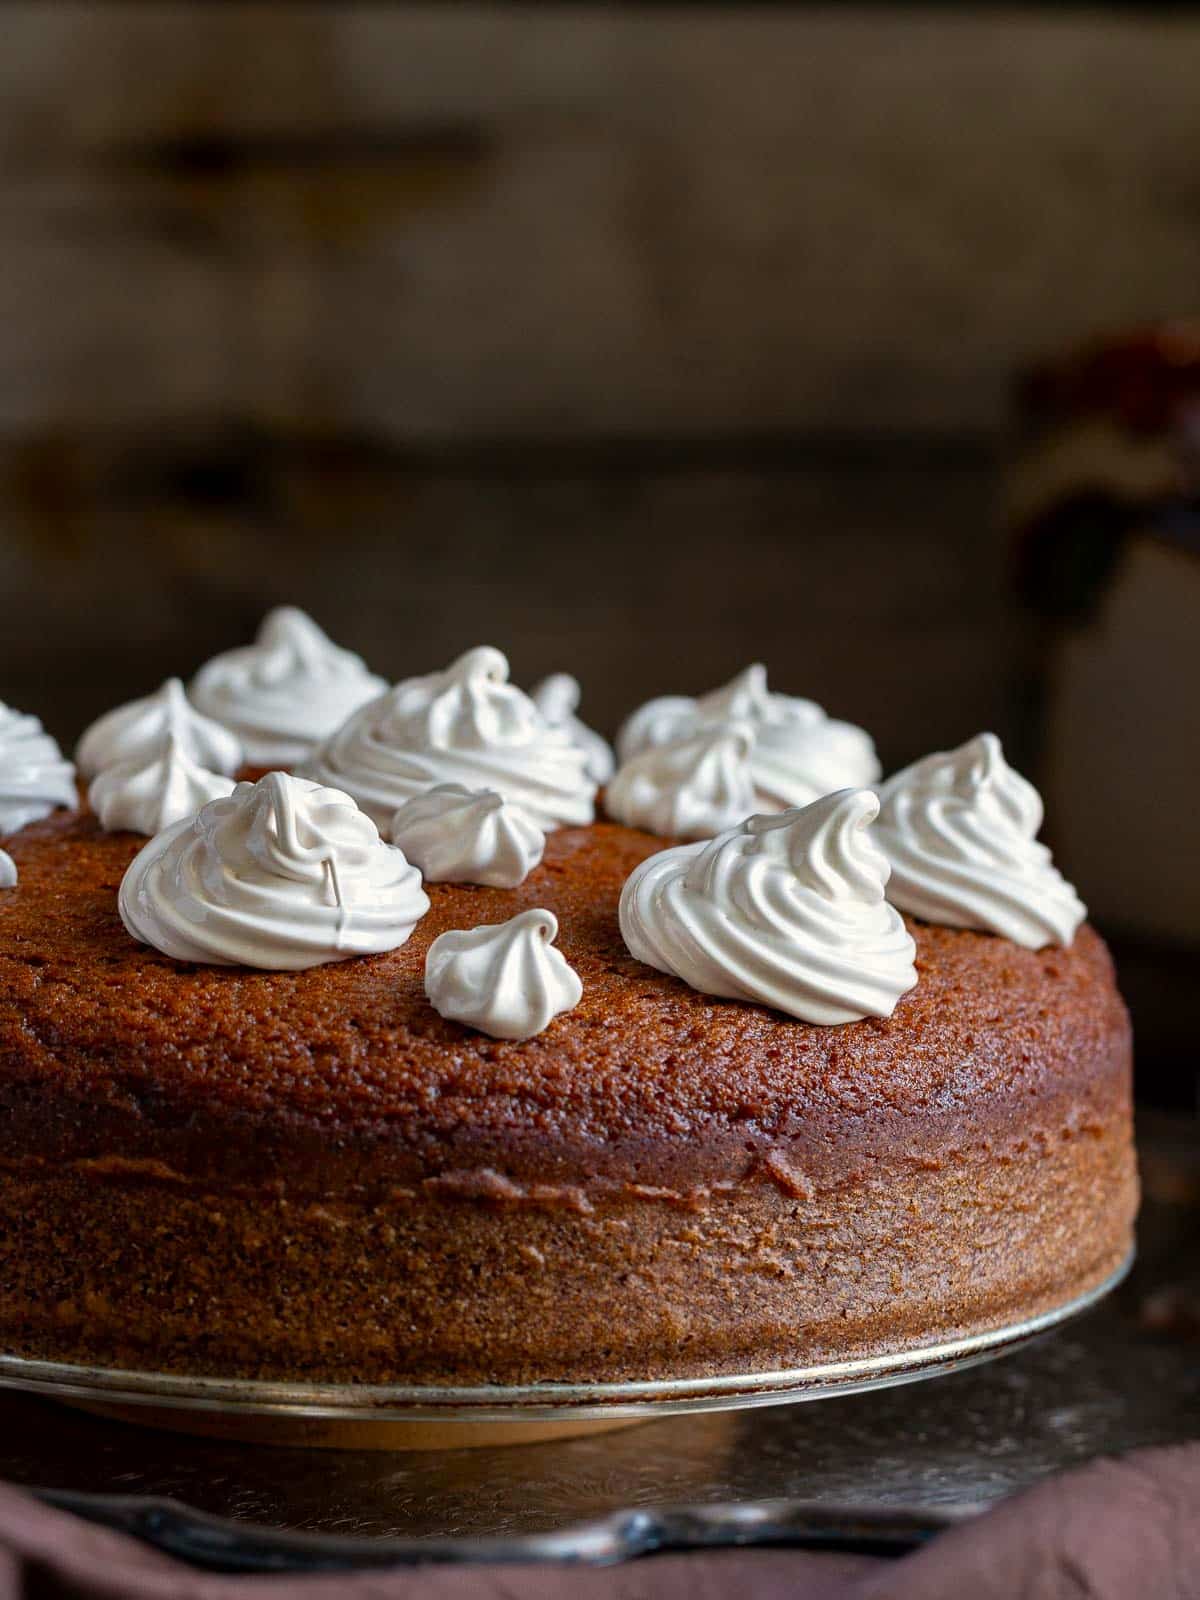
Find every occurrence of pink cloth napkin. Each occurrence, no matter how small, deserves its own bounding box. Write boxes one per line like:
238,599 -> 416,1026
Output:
1,1444 -> 1196,1599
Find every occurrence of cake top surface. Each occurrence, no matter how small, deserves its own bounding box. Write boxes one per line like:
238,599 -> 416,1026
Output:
0,806 -> 1124,1192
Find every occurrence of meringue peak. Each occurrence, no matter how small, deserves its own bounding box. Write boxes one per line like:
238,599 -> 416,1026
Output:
605,720 -> 756,840
530,673 -> 614,785
190,607 -> 386,767
89,732 -> 236,837
305,646 -> 596,831
695,663 -> 774,723
874,733 -> 1085,949
742,786 -> 890,903
0,701 -> 77,835
119,771 -> 428,970
258,606 -> 342,668
77,677 -> 242,781
620,787 -> 917,1026
616,665 -> 879,809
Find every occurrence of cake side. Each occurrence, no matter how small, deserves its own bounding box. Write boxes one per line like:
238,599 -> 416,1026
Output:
0,1110 -> 1133,1385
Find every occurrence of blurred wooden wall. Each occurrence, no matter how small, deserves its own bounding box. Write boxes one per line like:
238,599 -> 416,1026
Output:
1,4 -> 1198,760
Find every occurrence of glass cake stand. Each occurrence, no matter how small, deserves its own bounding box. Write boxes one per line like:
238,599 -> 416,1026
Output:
0,1254 -> 1132,1452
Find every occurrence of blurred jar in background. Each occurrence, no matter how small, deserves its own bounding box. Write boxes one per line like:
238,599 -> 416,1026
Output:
1011,325 -> 1200,1106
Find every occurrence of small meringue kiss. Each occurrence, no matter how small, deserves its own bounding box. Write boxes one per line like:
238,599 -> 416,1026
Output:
424,908 -> 583,1041
0,849 -> 15,887
89,733 -> 236,837
391,783 -> 545,888
77,677 -> 242,781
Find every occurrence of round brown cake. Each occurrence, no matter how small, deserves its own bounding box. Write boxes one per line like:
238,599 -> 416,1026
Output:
0,803 -> 1136,1386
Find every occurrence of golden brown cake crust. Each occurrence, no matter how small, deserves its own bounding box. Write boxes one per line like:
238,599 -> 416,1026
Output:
0,810 -> 1131,1187
0,808 -> 1137,1384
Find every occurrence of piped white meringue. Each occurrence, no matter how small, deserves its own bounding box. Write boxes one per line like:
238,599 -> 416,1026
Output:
530,674 -> 614,785
77,678 -> 242,781
620,788 -> 917,1025
305,646 -> 596,831
89,733 -> 236,837
0,849 -> 15,887
0,702 -> 77,834
391,783 -> 545,888
191,607 -> 387,766
616,664 -> 880,809
605,722 -> 757,840
424,907 -> 583,1041
874,733 -> 1086,949
119,771 -> 429,970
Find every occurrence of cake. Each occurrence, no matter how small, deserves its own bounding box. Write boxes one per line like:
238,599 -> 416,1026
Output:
0,633 -> 1137,1388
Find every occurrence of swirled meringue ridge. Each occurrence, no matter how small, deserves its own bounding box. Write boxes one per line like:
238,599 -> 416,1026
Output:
874,733 -> 1086,949
0,849 -> 15,888
391,783 -> 545,888
191,607 -> 387,766
119,771 -> 429,970
617,664 -> 880,808
620,788 -> 917,1025
425,907 -> 583,1040
0,702 -> 77,834
305,647 -> 596,831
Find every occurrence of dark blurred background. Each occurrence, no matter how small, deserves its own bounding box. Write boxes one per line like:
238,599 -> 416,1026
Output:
0,5 -> 1196,1097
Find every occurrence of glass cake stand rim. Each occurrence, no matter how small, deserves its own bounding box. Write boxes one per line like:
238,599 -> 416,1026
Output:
0,1250 -> 1132,1425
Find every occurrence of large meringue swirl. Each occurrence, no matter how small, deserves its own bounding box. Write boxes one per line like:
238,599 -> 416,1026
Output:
119,771 -> 429,970
391,783 -> 545,888
620,788 -> 917,1025
89,733 -> 236,837
191,607 -> 387,766
305,647 -> 596,831
874,733 -> 1086,949
530,674 -> 614,784
77,678 -> 242,781
425,907 -> 583,1040
0,702 -> 78,834
617,664 -> 880,809
605,722 -> 757,840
